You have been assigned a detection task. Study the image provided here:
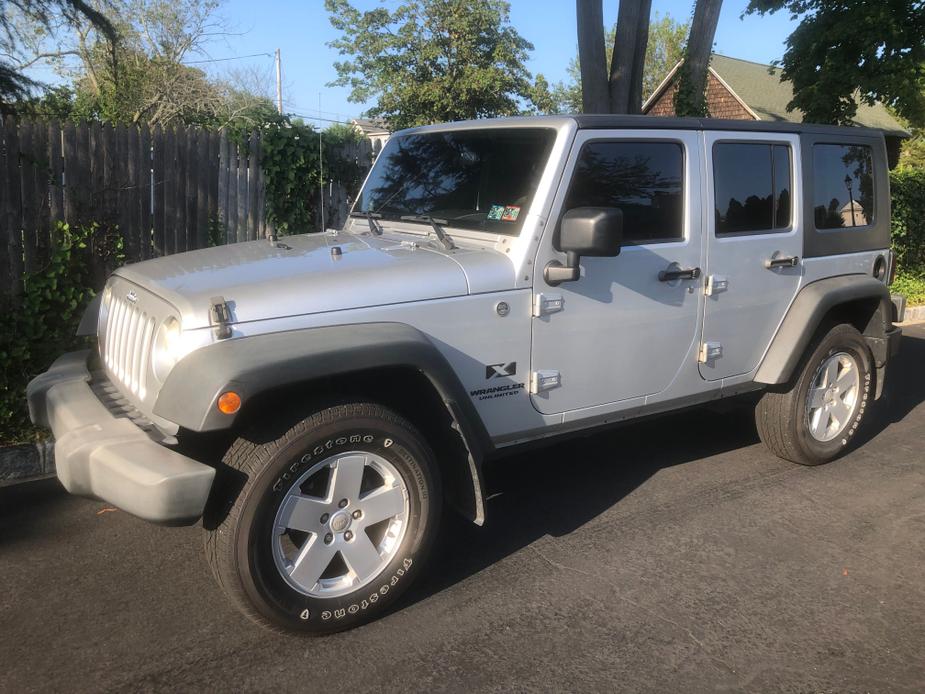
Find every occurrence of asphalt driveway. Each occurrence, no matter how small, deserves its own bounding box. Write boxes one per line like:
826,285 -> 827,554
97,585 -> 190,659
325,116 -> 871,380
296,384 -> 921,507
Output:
2,325 -> 924,693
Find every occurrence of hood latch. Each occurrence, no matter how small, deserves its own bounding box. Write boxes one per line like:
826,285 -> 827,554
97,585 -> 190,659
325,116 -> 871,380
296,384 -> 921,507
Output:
209,295 -> 233,340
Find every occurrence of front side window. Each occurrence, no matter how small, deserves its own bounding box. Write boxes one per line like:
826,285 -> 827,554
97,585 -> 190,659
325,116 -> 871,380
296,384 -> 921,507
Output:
355,128 -> 556,235
563,141 -> 685,244
713,142 -> 792,235
813,144 -> 875,229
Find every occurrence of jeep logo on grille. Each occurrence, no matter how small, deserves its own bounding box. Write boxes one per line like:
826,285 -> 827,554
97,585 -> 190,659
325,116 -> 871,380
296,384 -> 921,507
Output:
126,290 -> 138,304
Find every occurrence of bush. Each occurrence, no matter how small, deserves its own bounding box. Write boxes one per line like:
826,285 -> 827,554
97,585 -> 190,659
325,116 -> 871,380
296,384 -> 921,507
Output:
890,168 -> 925,275
0,223 -> 120,444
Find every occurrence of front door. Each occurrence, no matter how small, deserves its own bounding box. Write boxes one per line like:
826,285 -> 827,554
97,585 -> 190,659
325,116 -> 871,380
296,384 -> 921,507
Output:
699,133 -> 803,381
530,130 -> 704,416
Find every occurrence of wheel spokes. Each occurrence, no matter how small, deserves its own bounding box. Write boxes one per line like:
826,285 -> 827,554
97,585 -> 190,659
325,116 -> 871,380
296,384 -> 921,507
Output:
824,358 -> 840,387
329,454 -> 367,502
830,398 -> 852,429
277,494 -> 329,533
288,535 -> 337,589
809,387 -> 828,409
359,483 -> 405,527
341,531 -> 383,581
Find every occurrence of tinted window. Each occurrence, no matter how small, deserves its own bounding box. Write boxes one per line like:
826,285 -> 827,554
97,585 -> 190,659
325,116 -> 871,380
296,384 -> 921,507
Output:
563,141 -> 684,243
713,143 -> 791,234
813,144 -> 875,229
356,128 -> 556,235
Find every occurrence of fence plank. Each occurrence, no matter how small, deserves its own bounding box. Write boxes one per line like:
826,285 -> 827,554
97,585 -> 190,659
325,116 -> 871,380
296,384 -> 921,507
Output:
185,128 -> 199,250
247,131 -> 259,240
48,121 -> 63,227
174,127 -> 187,252
19,120 -> 36,274
207,131 -> 219,238
152,125 -> 166,256
196,128 -> 209,248
139,125 -> 152,259
225,137 -> 238,243
123,126 -> 140,261
162,127 -> 177,255
74,121 -> 91,224
236,139 -> 247,242
31,122 -> 50,268
3,117 -> 23,303
61,122 -> 77,225
0,118 -> 12,306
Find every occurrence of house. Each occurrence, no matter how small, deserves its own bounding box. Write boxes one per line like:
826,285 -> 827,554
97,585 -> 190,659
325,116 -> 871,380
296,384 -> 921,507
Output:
351,118 -> 391,149
643,54 -> 909,166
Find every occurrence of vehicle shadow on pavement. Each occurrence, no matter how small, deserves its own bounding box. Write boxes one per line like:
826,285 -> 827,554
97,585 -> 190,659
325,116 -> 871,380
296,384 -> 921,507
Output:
407,402 -> 762,609
406,328 -> 925,612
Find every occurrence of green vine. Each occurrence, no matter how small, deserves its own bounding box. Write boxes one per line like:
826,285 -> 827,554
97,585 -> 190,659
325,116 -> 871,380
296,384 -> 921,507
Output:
260,121 -> 366,233
0,222 -> 122,443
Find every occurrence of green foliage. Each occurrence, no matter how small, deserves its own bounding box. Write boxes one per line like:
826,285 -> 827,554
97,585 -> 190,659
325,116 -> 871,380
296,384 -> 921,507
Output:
555,12 -> 689,113
324,0 -> 550,129
745,0 -> 925,128
890,168 -> 925,276
892,273 -> 925,306
0,222 -> 121,443
260,121 -> 366,233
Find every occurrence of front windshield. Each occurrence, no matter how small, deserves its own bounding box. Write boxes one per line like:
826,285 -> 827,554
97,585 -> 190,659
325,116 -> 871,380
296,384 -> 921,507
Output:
354,127 -> 557,236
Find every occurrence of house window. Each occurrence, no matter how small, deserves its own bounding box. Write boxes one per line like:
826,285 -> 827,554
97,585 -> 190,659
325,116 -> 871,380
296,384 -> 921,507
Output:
563,141 -> 685,243
813,144 -> 875,229
713,143 -> 792,235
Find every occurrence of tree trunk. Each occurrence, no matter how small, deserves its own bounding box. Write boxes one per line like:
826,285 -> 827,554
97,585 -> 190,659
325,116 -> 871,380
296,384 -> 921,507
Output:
576,0 -> 609,113
609,0 -> 651,113
675,0 -> 722,117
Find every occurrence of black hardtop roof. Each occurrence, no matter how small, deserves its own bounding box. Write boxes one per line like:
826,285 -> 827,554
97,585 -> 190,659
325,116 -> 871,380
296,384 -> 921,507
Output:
572,114 -> 889,139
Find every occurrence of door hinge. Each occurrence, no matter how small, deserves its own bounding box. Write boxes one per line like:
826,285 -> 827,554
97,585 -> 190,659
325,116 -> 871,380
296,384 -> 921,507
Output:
704,275 -> 728,296
699,342 -> 723,363
532,293 -> 564,317
530,370 -> 561,393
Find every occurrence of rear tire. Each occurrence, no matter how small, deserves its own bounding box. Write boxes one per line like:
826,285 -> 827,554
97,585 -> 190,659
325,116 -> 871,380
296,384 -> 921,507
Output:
205,403 -> 441,634
756,323 -> 873,466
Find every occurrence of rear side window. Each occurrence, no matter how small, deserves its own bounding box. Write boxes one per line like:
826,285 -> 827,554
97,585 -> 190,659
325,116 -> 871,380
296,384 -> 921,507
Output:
713,143 -> 792,235
564,141 -> 684,244
813,144 -> 875,229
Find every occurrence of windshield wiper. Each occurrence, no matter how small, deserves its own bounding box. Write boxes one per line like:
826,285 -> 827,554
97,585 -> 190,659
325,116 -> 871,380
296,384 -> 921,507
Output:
399,215 -> 456,251
349,211 -> 383,235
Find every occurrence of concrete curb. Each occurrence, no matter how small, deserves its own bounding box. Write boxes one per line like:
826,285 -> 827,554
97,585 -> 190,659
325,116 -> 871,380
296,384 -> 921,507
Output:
0,442 -> 55,486
901,304 -> 925,324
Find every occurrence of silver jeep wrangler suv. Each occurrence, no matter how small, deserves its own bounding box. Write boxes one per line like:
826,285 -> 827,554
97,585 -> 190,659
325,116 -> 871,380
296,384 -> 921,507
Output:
28,115 -> 903,634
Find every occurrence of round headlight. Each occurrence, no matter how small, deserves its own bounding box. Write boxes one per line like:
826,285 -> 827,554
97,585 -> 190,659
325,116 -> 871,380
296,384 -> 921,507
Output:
153,317 -> 182,382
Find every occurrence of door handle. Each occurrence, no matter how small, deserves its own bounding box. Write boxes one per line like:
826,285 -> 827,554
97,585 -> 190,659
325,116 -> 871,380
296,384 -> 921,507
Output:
658,266 -> 702,282
764,255 -> 800,269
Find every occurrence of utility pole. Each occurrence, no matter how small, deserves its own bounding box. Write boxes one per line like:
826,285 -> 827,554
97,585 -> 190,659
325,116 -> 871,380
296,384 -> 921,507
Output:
275,48 -> 283,115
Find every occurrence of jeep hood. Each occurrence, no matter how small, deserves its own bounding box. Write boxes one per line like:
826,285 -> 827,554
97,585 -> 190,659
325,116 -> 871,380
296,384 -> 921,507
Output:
114,231 -> 515,329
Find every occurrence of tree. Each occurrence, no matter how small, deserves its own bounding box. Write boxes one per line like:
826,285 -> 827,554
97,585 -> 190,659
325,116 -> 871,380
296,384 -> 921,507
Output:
609,0 -> 651,113
746,0 -> 925,128
0,0 -> 116,104
556,12 -> 689,113
673,0 -> 722,117
325,0 -> 552,129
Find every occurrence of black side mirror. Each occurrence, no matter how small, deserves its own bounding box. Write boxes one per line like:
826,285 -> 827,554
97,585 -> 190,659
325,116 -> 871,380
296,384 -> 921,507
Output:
545,207 -> 623,285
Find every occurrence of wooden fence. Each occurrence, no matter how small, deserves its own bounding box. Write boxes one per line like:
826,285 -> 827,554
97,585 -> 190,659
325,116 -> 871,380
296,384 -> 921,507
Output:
0,118 -> 268,307
0,117 -> 380,309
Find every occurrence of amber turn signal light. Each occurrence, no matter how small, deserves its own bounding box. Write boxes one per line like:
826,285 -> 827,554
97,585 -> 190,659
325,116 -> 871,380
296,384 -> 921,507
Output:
217,391 -> 242,414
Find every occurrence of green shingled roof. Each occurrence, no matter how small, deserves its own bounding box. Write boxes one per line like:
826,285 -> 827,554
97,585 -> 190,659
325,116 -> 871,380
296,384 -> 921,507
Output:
709,54 -> 908,136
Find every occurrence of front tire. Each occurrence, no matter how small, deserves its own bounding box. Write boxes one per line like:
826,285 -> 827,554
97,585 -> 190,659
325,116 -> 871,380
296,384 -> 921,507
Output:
205,403 -> 441,634
756,323 -> 873,466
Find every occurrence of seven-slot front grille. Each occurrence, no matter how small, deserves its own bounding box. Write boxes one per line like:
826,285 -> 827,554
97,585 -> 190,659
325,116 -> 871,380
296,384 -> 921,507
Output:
101,292 -> 157,401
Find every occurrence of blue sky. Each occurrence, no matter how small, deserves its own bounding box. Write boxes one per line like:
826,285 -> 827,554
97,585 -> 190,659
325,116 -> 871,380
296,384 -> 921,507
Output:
46,0 -> 800,127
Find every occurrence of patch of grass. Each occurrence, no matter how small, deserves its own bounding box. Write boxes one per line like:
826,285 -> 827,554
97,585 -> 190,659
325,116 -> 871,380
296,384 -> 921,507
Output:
892,271 -> 925,306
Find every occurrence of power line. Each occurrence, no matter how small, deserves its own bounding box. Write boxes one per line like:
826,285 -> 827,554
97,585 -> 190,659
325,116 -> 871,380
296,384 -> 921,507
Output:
184,52 -> 273,65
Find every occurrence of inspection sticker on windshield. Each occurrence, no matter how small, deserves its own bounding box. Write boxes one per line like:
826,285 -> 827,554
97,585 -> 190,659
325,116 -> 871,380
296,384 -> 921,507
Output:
501,205 -> 521,222
487,204 -> 505,221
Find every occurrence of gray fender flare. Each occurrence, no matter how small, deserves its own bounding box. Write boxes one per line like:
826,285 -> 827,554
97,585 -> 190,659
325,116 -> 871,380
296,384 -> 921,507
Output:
155,322 -> 492,523
755,275 -> 895,386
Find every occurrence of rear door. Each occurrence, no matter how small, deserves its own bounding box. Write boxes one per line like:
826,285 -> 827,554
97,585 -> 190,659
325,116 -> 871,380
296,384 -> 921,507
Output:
700,132 -> 802,381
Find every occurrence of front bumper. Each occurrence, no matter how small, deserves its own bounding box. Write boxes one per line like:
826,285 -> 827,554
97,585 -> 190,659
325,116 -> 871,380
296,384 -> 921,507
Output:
27,351 -> 215,524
